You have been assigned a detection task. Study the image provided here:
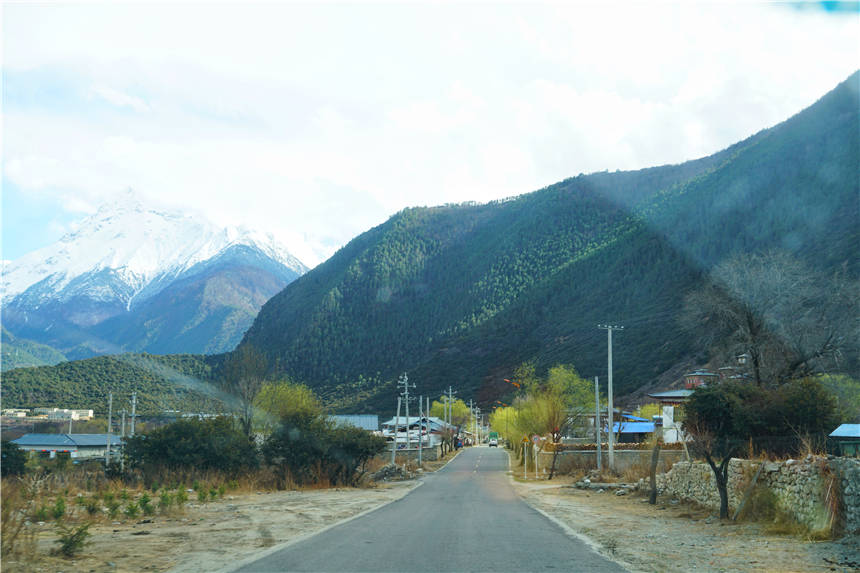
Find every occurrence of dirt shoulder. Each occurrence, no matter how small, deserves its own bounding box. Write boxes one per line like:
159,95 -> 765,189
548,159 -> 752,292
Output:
3,481 -> 418,573
513,478 -> 860,573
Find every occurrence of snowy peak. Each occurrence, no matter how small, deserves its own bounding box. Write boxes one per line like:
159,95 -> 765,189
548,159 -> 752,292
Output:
2,194 -> 308,305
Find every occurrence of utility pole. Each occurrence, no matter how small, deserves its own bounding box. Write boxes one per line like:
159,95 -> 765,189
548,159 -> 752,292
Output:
397,374 -> 415,451
68,417 -> 73,434
427,396 -> 432,447
598,324 -> 623,472
468,400 -> 474,444
130,391 -> 137,436
594,376 -> 602,471
391,396 -> 402,465
105,392 -> 113,469
120,409 -> 126,473
417,395 -> 423,466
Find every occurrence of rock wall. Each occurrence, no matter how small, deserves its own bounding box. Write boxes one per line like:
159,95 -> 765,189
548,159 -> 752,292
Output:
537,449 -> 686,474
656,456 -> 860,534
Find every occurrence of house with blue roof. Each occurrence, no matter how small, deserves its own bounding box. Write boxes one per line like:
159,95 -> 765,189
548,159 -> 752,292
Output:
829,424 -> 860,457
11,433 -> 123,459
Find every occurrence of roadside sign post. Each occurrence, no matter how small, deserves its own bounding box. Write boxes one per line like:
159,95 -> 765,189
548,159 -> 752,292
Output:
532,435 -> 540,480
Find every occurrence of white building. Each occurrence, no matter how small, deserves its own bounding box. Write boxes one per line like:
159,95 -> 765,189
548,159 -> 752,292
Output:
32,408 -> 94,420
646,390 -> 693,443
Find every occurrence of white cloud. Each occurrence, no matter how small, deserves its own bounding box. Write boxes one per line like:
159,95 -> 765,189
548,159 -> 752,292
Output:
2,3 -> 858,266
89,85 -> 150,113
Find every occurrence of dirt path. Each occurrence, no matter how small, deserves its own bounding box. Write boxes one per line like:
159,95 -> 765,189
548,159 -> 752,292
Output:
513,478 -> 860,573
4,482 -> 418,573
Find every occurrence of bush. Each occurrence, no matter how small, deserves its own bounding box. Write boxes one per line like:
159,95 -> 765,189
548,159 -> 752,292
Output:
158,491 -> 172,511
53,523 -> 91,557
139,493 -> 154,516
263,413 -> 387,487
123,503 -> 139,519
124,417 -> 258,477
1,441 -> 28,477
52,496 -> 66,520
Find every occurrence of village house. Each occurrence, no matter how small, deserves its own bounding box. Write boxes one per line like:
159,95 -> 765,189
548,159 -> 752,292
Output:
11,433 -> 123,459
647,389 -> 694,443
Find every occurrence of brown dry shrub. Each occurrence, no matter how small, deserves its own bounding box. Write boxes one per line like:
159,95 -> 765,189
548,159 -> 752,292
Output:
1,477 -> 39,559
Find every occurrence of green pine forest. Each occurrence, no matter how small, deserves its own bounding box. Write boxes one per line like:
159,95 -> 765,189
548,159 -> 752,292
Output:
3,72 -> 858,416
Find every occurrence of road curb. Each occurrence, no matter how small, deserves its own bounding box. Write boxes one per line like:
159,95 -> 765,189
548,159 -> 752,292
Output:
215,481 -> 424,573
506,470 -> 642,573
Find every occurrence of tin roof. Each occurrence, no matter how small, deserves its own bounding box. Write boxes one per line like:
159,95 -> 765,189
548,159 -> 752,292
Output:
647,390 -> 694,401
11,433 -> 123,447
609,422 -> 656,434
829,424 -> 860,438
330,415 -> 380,431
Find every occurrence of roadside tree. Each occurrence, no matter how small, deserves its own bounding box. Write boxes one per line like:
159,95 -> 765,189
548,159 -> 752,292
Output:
220,344 -> 269,441
682,251 -> 856,386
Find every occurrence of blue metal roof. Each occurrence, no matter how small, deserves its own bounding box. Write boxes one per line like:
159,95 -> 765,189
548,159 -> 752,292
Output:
609,422 -> 656,434
11,434 -> 123,447
330,415 -> 379,431
647,390 -> 693,400
829,424 -> 860,438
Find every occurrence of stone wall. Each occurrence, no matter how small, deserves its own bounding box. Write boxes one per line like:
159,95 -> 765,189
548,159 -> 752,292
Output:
656,456 -> 860,534
376,445 -> 443,463
537,449 -> 687,474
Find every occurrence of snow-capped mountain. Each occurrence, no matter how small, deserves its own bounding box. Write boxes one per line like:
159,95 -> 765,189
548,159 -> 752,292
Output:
2,192 -> 309,361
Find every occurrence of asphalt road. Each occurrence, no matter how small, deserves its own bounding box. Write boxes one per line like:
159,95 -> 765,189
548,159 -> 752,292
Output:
232,446 -> 627,572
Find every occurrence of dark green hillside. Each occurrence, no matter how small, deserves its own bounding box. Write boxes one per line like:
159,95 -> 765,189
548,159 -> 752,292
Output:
1,326 -> 68,371
242,72 -> 858,412
1,353 -> 222,415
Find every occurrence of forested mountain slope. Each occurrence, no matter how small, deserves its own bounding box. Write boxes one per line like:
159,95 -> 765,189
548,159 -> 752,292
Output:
242,72 -> 858,412
4,73 -> 856,415
1,354 -> 221,415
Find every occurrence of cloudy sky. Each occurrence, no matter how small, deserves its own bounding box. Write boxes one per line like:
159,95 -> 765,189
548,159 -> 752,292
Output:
2,2 -> 858,266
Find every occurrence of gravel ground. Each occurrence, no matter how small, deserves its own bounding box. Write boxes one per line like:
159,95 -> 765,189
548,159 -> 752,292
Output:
514,478 -> 860,573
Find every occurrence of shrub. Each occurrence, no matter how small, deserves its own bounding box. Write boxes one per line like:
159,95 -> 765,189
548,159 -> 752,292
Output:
53,523 -> 91,557
263,413 -> 387,487
85,498 -> 101,516
197,489 -> 207,503
139,493 -> 154,516
34,505 -> 50,522
106,500 -> 120,518
175,489 -> 188,507
123,503 -> 139,519
158,491 -> 172,511
1,441 -> 28,477
125,417 -> 258,477
52,496 -> 66,520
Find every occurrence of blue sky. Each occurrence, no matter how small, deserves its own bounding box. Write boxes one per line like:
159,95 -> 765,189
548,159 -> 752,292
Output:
2,2 -> 858,266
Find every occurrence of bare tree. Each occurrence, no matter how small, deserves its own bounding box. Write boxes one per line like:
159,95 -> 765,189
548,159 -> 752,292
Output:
682,250 -> 856,385
220,344 -> 268,442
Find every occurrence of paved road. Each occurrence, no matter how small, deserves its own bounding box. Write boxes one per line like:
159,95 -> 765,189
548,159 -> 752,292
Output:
233,447 -> 627,572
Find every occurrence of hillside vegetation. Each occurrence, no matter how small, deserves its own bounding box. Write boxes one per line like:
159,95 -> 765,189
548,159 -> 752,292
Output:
1,354 -> 220,415
242,71 -> 858,411
4,72 -> 857,415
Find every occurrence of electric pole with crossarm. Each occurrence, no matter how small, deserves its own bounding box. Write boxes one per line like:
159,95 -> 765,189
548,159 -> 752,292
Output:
598,324 -> 623,471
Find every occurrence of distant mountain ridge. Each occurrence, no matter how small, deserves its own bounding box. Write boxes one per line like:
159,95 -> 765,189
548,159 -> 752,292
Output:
239,71 -> 859,412
2,193 -> 308,362
4,72 -> 857,414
